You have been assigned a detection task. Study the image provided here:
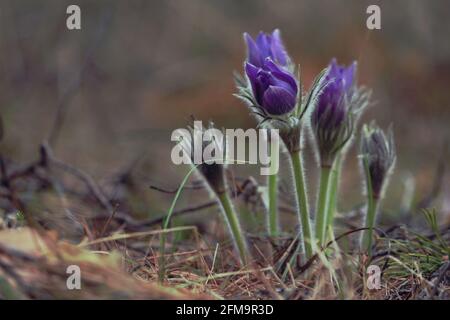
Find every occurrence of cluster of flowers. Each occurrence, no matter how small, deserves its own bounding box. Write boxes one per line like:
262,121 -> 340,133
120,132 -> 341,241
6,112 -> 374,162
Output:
180,29 -> 396,265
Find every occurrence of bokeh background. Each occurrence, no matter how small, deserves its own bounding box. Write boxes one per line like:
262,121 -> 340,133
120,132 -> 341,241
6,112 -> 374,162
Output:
1,0 -> 449,228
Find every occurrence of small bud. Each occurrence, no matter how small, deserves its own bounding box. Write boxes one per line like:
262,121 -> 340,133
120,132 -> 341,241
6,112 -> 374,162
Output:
179,121 -> 227,195
360,122 -> 396,198
311,59 -> 369,167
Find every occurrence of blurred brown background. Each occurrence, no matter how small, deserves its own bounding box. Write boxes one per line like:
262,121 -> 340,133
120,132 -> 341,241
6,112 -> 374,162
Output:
1,0 -> 449,222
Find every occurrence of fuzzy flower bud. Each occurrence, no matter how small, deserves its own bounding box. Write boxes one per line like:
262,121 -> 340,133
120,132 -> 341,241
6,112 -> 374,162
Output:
179,121 -> 227,195
360,123 -> 396,198
311,59 -> 360,167
176,121 -> 248,264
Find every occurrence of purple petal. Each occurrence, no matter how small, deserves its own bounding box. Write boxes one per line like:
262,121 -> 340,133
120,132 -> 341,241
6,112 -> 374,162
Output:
263,58 -> 298,95
329,58 -> 339,74
244,33 -> 263,67
270,29 -> 288,66
245,62 -> 263,104
256,32 -> 271,59
327,58 -> 356,92
262,85 -> 296,115
245,61 -> 258,81
342,61 -> 357,91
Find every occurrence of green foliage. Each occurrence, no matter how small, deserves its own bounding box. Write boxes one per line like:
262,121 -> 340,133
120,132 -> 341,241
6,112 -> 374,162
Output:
422,208 -> 449,254
382,210 -> 449,280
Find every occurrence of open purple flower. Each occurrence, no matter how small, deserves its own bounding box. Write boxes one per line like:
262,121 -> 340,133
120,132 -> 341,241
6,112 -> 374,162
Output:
240,30 -> 297,117
311,59 -> 358,166
244,29 -> 290,68
245,58 -> 298,116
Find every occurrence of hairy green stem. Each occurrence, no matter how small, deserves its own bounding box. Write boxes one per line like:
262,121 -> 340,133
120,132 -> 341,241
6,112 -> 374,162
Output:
218,192 -> 248,265
326,154 -> 343,237
361,194 -> 379,256
267,173 -> 279,237
315,166 -> 332,246
360,156 -> 380,257
267,142 -> 279,237
290,151 -> 313,259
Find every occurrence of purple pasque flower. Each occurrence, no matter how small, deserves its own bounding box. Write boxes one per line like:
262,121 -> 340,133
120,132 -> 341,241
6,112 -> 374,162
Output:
244,29 -> 290,68
312,59 -> 357,166
313,59 -> 356,129
238,29 -> 298,117
245,58 -> 298,116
